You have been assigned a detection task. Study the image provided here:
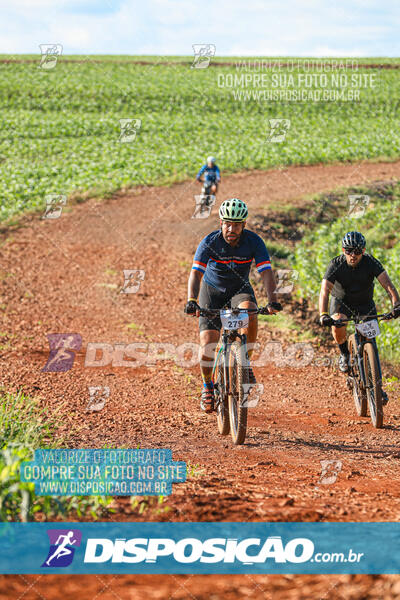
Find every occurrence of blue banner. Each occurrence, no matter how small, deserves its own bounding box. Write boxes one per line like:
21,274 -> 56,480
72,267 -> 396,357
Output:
20,449 -> 186,496
0,522 -> 399,574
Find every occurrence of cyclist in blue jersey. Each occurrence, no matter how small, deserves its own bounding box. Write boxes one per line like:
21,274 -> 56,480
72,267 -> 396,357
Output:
196,156 -> 221,197
184,198 -> 282,413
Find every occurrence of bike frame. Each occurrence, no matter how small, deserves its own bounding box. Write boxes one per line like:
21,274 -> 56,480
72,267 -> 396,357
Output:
200,305 -> 279,412
207,307 -> 258,408
221,330 -> 247,403
336,312 -> 391,388
211,329 -> 247,408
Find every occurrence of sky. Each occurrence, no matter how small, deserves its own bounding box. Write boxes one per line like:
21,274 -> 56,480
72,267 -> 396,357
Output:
1,0 -> 399,56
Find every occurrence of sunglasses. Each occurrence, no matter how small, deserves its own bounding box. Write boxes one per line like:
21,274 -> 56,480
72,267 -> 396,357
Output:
343,247 -> 363,256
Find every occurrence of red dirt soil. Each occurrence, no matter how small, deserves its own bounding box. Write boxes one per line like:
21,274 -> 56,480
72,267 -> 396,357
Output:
2,159 -> 400,598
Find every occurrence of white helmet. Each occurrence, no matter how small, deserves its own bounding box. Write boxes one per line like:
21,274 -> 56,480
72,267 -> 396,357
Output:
207,156 -> 216,164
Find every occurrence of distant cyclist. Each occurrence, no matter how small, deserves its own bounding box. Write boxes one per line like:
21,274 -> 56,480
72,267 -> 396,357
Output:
184,198 -> 282,413
196,156 -> 221,198
318,231 -> 400,381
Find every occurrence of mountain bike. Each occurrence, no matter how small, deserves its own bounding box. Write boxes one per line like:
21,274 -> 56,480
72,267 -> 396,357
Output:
199,306 -> 268,445
333,311 -> 394,428
199,179 -> 216,211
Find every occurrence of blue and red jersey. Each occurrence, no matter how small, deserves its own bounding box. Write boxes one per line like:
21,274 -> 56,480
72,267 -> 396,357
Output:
196,164 -> 221,183
192,229 -> 271,294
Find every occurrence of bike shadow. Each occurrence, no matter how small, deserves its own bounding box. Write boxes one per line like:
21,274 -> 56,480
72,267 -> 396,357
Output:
246,432 -> 400,457
380,423 -> 400,432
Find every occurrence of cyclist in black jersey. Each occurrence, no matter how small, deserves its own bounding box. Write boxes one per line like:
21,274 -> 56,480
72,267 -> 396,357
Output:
318,231 -> 400,377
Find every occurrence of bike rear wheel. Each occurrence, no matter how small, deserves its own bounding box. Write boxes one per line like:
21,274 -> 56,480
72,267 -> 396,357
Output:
363,342 -> 383,428
348,334 -> 367,417
228,340 -> 249,445
213,347 -> 230,435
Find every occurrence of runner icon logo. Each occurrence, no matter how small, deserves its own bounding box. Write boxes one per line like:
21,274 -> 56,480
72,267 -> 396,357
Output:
118,119 -> 141,143
191,44 -> 216,69
42,333 -> 82,372
120,269 -> 146,294
43,194 -> 67,219
42,529 -> 82,568
275,269 -> 298,295
267,119 -> 291,143
86,386 -> 110,411
318,460 -> 342,486
348,195 -> 370,218
38,44 -> 63,69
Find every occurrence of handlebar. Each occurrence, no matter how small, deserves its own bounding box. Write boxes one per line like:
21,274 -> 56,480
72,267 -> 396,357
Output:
332,311 -> 395,326
197,178 -> 218,184
198,306 -> 277,318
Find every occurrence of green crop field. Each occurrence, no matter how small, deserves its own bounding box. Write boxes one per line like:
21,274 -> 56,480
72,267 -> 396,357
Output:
1,56 -> 400,222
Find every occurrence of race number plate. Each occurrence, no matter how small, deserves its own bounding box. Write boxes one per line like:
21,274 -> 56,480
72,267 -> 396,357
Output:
355,319 -> 380,339
220,309 -> 249,330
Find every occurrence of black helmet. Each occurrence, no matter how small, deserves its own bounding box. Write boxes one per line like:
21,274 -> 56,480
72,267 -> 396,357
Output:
341,231 -> 366,250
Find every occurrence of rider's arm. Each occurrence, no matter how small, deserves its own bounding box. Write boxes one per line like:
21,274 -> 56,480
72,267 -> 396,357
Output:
253,235 -> 271,274
189,235 -> 211,301
187,269 -> 203,301
319,278 -> 333,314
377,271 -> 400,306
260,269 -> 277,302
196,165 -> 206,181
252,235 -> 277,301
215,166 -> 221,181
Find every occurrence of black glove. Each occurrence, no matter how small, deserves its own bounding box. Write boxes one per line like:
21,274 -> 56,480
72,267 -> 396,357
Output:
259,302 -> 282,314
184,300 -> 199,315
267,301 -> 282,312
392,303 -> 400,319
320,314 -> 334,327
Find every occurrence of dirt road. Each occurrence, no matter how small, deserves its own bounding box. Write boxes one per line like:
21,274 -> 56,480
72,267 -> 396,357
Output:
2,159 -> 400,598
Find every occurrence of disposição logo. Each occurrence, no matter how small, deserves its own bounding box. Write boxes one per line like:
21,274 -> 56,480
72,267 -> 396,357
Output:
42,529 -> 82,568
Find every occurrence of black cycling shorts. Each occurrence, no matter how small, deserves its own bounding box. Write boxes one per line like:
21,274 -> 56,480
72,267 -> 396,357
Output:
329,297 -> 377,319
198,281 -> 257,332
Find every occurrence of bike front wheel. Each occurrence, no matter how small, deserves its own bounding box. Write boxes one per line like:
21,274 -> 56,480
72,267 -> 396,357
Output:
228,340 -> 250,445
214,347 -> 230,436
363,342 -> 383,428
348,334 -> 367,417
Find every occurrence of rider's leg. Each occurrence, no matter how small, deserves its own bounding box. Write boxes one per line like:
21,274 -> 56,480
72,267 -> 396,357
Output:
230,289 -> 258,384
199,328 -> 220,413
236,299 -> 258,384
331,311 -> 348,347
331,311 -> 349,372
329,297 -> 349,354
199,328 -> 220,384
237,299 -> 258,358
198,279 -> 225,395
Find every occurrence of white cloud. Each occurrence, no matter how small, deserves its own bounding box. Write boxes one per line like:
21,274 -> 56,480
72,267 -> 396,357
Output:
0,0 -> 398,55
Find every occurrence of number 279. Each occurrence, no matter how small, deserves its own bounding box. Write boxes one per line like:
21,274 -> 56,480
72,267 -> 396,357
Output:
228,320 -> 243,328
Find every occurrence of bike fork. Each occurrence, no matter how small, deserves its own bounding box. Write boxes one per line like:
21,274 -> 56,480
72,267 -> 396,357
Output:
356,334 -> 367,389
223,340 -> 230,395
371,337 -> 383,380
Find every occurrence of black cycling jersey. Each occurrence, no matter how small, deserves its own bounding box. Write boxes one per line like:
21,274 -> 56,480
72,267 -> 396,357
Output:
324,253 -> 384,306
